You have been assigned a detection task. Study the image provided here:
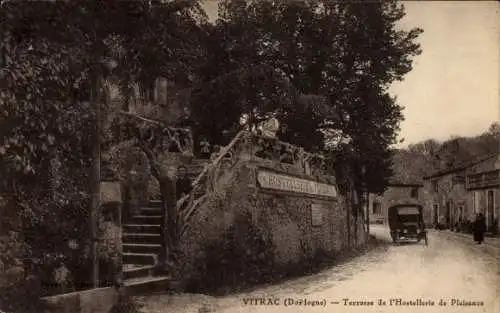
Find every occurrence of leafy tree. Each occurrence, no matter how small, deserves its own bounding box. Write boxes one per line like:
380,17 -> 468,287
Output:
0,0 -> 207,297
0,0 -> 206,185
191,0 -> 422,195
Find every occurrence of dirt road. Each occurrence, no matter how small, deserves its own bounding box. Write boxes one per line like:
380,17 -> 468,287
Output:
135,225 -> 500,313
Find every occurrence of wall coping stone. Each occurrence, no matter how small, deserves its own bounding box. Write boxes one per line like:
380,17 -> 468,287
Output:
40,287 -> 119,313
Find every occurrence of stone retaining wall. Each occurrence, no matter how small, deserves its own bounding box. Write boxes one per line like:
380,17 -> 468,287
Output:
179,158 -> 366,281
40,287 -> 119,313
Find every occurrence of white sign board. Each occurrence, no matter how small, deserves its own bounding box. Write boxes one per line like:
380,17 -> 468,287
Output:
257,170 -> 337,198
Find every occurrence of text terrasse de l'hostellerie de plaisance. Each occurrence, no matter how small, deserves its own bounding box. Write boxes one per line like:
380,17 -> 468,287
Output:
241,297 -> 485,307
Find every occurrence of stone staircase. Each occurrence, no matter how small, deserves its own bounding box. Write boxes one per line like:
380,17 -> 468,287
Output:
121,158 -> 209,293
186,158 -> 208,180
122,200 -> 169,293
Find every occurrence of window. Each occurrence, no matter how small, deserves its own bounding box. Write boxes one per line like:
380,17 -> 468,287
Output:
372,202 -> 381,214
410,187 -> 419,199
433,204 -> 439,224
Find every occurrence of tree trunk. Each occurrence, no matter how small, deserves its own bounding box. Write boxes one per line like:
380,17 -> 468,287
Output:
353,191 -> 358,246
346,188 -> 351,248
157,175 -> 178,274
365,190 -> 370,237
89,71 -> 102,288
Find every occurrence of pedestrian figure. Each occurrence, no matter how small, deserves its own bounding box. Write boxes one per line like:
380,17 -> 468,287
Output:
176,165 -> 192,201
473,213 -> 486,244
199,137 -> 211,159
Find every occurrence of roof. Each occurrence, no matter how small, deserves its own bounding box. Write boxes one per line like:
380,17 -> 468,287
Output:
423,152 -> 499,180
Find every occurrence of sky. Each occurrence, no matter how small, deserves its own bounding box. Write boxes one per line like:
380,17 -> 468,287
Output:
201,1 -> 499,148
390,1 -> 499,147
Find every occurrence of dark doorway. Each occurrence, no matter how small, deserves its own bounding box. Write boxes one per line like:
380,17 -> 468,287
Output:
487,190 -> 494,231
433,204 -> 439,225
446,201 -> 451,228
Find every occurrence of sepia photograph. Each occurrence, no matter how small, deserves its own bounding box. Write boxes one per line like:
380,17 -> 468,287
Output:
0,0 -> 498,313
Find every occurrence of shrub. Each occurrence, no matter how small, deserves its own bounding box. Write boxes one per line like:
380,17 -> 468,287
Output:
7,174 -> 120,298
0,232 -> 23,274
186,212 -> 276,294
0,277 -> 49,313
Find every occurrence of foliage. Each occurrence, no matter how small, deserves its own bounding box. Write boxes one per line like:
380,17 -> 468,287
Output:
0,277 -> 48,313
0,0 -> 207,297
186,212 -> 275,294
190,0 -> 423,194
0,0 -> 206,181
393,122 -> 500,182
0,0 -> 424,299
109,295 -> 145,313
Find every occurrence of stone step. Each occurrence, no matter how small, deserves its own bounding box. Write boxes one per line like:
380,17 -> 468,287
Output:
123,264 -> 156,280
191,158 -> 208,164
129,215 -> 163,225
139,207 -> 163,216
186,174 -> 203,181
123,232 -> 162,245
123,275 -> 172,296
188,162 -> 205,168
187,167 -> 204,173
123,253 -> 158,266
123,224 -> 161,234
188,163 -> 205,169
123,243 -> 163,254
148,200 -> 163,208
186,162 -> 208,171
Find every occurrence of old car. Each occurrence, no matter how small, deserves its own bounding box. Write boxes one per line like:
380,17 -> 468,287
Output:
388,204 -> 428,245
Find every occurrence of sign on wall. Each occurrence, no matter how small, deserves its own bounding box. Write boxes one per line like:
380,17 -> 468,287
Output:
257,170 -> 337,198
311,204 -> 325,226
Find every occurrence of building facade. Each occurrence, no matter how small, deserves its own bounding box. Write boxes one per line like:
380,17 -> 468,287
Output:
424,153 -> 500,234
423,167 -> 468,229
465,154 -> 500,233
368,183 -> 424,225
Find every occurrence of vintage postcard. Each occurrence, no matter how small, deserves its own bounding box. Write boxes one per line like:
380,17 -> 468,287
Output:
0,1 -> 498,313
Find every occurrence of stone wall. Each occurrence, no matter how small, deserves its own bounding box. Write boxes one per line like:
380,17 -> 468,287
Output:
179,158 -> 364,282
